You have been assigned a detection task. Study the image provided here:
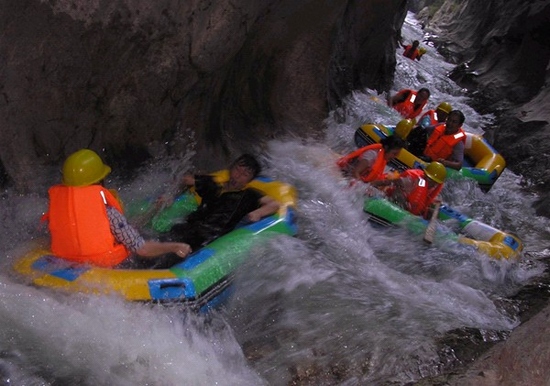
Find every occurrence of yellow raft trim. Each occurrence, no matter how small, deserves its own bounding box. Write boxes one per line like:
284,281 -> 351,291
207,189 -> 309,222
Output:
13,247 -> 179,301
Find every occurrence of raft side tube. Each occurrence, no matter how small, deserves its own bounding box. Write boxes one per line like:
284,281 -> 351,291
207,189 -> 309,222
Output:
363,196 -> 522,260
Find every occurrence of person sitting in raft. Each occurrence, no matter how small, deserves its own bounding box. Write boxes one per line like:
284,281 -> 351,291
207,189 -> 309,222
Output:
387,87 -> 431,120
408,110 -> 466,171
418,102 -> 453,128
44,149 -> 192,269
407,102 -> 453,155
337,127 -> 407,183
392,118 -> 415,140
401,40 -> 422,61
164,154 -> 280,251
372,162 -> 447,220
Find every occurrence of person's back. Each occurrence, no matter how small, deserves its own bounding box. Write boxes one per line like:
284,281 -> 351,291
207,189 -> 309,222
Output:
373,162 -> 446,218
49,185 -> 131,266
47,150 -> 131,267
47,149 -> 191,268
398,169 -> 440,217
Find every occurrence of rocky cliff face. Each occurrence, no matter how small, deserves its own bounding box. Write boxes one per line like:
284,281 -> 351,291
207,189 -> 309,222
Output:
421,0 -> 550,216
0,0 -> 406,192
417,1 -> 550,385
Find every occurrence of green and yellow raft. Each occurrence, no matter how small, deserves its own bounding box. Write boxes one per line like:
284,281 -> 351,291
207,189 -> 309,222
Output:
364,196 -> 522,260
13,172 -> 298,311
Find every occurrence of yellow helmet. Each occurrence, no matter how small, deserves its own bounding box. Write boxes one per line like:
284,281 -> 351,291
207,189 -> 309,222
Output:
418,47 -> 427,55
424,162 -> 446,184
62,149 -> 111,187
395,119 -> 414,139
436,102 -> 452,114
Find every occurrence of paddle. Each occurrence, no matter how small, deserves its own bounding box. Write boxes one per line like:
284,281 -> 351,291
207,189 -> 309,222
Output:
423,201 -> 441,244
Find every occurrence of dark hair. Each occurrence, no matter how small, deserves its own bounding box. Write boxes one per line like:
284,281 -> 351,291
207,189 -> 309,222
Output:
231,154 -> 262,178
381,135 -> 406,151
448,110 -> 465,125
418,87 -> 430,97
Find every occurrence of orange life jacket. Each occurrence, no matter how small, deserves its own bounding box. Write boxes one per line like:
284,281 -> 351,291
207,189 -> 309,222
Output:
47,185 -> 130,267
391,89 -> 426,119
403,45 -> 419,60
424,123 -> 466,161
400,169 -> 443,217
420,109 -> 439,126
337,144 -> 387,182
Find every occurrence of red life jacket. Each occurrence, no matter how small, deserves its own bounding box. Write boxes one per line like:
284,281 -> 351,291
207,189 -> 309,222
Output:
403,45 -> 419,60
420,109 -> 439,126
337,144 -> 387,182
424,124 -> 466,161
391,89 -> 427,119
400,169 -> 443,216
47,185 -> 130,267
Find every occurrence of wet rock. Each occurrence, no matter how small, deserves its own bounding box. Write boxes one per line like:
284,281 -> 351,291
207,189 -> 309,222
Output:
0,0 -> 406,192
446,302 -> 550,386
425,0 -> 550,207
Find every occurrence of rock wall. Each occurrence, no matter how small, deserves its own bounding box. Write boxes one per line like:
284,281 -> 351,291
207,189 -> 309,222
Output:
420,1 -> 550,385
423,0 -> 550,216
0,0 -> 406,192
447,303 -> 550,386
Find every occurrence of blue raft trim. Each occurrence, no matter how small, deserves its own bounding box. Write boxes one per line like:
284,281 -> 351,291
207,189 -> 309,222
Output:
148,277 -> 195,301
32,255 -> 90,282
503,235 -> 521,251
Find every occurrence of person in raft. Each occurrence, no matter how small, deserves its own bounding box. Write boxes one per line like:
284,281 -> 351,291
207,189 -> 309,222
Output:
401,40 -> 422,61
44,149 -> 192,269
418,101 -> 453,128
372,161 -> 447,220
407,101 -> 453,156
410,109 -> 467,171
337,122 -> 409,183
164,154 -> 280,251
387,87 -> 431,120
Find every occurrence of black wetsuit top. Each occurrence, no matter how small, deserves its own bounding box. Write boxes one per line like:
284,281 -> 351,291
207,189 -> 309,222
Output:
169,175 -> 263,250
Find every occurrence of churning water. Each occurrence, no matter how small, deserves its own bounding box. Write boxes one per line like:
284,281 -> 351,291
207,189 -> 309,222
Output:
1,12 -> 549,386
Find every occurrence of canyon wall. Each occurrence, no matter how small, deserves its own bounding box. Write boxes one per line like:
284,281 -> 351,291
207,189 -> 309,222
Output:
0,0 -> 406,191
421,0 -> 550,216
419,1 -> 550,384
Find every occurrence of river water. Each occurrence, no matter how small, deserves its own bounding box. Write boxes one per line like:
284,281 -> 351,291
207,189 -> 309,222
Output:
1,12 -> 550,386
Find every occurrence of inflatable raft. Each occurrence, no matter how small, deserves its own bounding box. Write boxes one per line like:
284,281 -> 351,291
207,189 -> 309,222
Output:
354,123 -> 506,192
13,173 -> 298,311
364,196 -> 522,260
